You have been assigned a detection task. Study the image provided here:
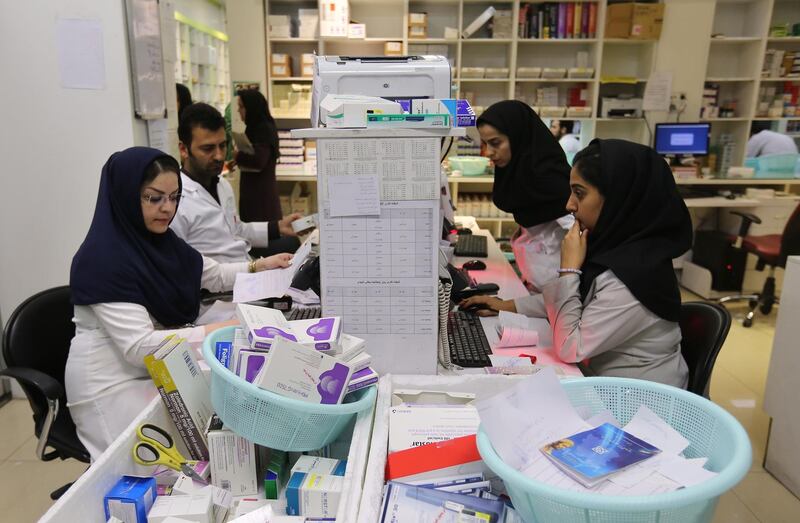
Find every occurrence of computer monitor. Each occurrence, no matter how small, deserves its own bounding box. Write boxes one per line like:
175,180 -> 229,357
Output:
654,123 -> 711,156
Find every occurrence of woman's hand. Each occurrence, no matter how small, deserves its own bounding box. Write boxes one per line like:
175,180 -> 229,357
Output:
278,213 -> 303,237
255,253 -> 293,271
458,295 -> 516,316
560,220 -> 588,273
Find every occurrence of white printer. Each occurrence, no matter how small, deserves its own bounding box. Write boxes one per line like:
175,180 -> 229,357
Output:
310,55 -> 452,127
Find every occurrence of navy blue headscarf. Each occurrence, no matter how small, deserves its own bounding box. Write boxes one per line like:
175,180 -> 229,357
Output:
70,147 -> 204,327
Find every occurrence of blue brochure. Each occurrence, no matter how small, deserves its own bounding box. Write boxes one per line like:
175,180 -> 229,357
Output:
541,422 -> 661,487
380,481 -> 506,522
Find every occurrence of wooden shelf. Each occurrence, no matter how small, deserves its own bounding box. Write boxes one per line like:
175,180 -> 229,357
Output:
269,38 -> 317,43
517,38 -> 598,44
759,77 -> 800,82
603,38 -> 657,44
461,38 -> 513,43
675,178 -> 800,186
596,118 -> 646,122
752,117 -> 800,121
515,78 -> 595,83
408,38 -> 458,44
767,37 -> 800,43
272,77 -> 312,81
459,78 -> 510,82
705,77 -> 756,82
700,117 -> 750,122
709,36 -> 762,43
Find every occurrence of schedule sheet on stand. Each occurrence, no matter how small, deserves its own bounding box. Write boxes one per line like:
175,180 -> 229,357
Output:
316,136 -> 441,374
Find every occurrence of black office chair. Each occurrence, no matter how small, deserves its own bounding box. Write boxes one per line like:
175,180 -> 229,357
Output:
679,301 -> 732,398
718,202 -> 800,327
0,286 -> 90,499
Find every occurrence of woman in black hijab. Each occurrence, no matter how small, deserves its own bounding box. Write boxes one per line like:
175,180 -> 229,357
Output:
66,147 -> 291,459
234,89 -> 282,222
461,139 -> 692,387
476,101 -> 573,291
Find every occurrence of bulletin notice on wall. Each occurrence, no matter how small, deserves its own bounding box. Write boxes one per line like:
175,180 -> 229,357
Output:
316,136 -> 441,374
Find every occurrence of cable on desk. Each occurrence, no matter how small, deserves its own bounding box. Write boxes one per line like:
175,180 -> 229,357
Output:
437,279 -> 456,370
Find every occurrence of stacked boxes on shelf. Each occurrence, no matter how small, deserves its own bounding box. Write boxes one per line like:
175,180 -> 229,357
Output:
408,12 -> 428,39
489,9 -> 514,39
298,9 -> 319,38
762,49 -> 800,79
700,82 -> 737,119
457,194 -> 511,219
276,131 -> 304,175
271,53 -> 292,78
757,82 -> 800,118
604,2 -> 663,40
268,15 -> 291,38
518,2 -> 598,39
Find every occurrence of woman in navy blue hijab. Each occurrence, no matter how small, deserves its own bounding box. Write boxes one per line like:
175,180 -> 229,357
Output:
66,147 -> 292,460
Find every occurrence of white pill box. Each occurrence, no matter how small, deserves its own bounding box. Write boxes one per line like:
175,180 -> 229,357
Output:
289,317 -> 342,352
291,213 -> 318,233
236,304 -> 297,350
254,337 -> 353,405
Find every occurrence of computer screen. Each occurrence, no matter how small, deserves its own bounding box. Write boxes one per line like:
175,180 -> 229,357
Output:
654,123 -> 711,155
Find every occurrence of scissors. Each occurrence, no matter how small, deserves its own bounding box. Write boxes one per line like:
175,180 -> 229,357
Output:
132,423 -> 207,484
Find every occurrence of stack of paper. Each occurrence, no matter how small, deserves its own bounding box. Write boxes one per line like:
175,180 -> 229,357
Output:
476,369 -> 718,495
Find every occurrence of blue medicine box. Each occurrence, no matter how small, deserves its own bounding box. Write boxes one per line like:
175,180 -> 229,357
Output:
103,475 -> 157,523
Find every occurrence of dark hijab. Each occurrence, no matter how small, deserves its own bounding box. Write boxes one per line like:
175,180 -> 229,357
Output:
477,100 -> 571,227
577,139 -> 693,322
238,89 -> 279,157
70,147 -> 204,327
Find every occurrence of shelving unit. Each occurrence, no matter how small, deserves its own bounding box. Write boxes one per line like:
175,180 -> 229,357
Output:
173,11 -> 230,113
256,0 -> 800,231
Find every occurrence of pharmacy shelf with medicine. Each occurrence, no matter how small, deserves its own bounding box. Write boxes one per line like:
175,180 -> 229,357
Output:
174,11 -> 231,114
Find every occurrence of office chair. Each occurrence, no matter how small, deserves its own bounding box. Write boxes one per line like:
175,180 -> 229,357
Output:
679,301 -> 731,398
718,202 -> 800,327
0,286 -> 90,500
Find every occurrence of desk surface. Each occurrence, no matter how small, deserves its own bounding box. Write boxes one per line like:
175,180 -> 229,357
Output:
448,219 -> 581,377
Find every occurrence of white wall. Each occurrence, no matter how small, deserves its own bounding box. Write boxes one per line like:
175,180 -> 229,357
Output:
227,0 -> 267,94
0,1 -> 145,326
173,0 -> 226,32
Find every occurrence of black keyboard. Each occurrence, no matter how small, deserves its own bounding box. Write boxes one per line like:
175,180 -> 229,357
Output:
285,306 -> 322,321
454,235 -> 488,257
447,310 -> 493,368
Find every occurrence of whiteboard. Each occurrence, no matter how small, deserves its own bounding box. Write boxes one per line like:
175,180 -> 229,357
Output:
124,0 -> 167,119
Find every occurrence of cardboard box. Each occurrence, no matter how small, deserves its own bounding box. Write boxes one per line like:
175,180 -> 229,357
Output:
207,417 -> 259,496
104,476 -> 157,523
384,41 -> 402,56
271,64 -> 292,78
301,64 -> 314,77
409,13 -> 428,26
271,53 -> 290,65
605,3 -> 664,40
301,53 -> 315,65
408,25 -> 427,39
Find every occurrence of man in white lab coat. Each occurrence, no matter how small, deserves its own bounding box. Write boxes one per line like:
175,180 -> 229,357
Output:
746,121 -> 798,158
549,119 -> 582,156
170,103 -> 302,263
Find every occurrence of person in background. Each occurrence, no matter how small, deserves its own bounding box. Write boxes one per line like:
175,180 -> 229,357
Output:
66,147 -> 291,460
477,100 -> 574,292
171,103 -> 302,262
746,121 -> 798,157
231,89 -> 283,224
550,119 -> 582,156
460,139 -> 692,388
176,83 -> 193,121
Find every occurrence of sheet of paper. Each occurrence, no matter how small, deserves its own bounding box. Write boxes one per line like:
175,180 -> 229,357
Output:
495,325 -> 539,349
475,368 -> 589,470
585,409 -> 621,428
643,71 -> 673,112
623,405 -> 690,455
56,18 -> 106,90
498,311 -> 538,330
232,131 -> 254,155
228,503 -> 274,523
286,287 -> 320,305
657,456 -> 717,488
233,240 -> 313,302
196,300 -> 236,325
328,174 -> 381,217
488,355 -> 533,368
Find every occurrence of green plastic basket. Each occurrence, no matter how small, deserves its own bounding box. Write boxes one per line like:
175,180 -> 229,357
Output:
744,153 -> 800,179
477,377 -> 751,523
202,326 -> 376,451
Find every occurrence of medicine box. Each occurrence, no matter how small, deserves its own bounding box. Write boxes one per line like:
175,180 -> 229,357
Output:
289,317 -> 342,351
147,492 -> 213,523
236,303 -> 296,350
605,2 -> 664,40
291,455 -> 347,476
285,472 -> 344,518
103,475 -> 157,523
253,336 -> 353,405
206,415 -> 259,496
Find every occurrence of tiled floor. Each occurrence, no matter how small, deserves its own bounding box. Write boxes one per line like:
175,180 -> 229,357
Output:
1,299 -> 799,522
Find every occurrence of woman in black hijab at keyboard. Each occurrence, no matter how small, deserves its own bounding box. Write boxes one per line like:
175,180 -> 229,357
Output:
476,101 -> 573,292
461,139 -> 692,387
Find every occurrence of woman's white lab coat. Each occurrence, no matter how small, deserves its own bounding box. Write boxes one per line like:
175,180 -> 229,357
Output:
65,257 -> 244,460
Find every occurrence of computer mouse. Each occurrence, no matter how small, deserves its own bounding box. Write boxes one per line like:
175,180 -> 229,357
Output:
462,302 -> 491,313
462,260 -> 487,271
456,228 -> 473,235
